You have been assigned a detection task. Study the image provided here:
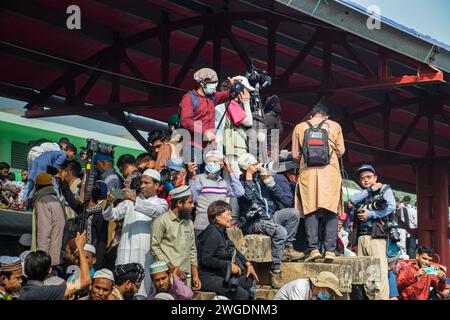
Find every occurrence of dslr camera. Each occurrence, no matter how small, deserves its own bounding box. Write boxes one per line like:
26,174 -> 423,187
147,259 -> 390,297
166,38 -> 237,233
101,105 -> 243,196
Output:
245,203 -> 263,221
230,80 -> 245,99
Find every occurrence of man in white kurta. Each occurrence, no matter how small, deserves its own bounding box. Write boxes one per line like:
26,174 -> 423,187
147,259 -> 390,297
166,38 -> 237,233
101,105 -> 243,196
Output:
102,169 -> 168,298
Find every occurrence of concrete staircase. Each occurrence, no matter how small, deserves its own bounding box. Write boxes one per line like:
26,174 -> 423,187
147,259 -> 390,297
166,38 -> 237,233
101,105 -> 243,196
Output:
193,228 -> 381,300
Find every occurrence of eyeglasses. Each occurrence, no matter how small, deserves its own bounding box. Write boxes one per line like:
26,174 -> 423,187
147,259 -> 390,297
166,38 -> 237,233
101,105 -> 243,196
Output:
359,174 -> 374,181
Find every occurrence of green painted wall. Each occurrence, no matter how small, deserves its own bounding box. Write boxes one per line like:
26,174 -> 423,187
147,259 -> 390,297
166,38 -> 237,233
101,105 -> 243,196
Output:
0,120 -> 144,179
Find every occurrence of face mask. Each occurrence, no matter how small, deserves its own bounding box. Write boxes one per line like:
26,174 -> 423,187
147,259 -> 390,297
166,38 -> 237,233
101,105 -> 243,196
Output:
205,162 -> 221,174
317,292 -> 332,300
204,83 -> 217,95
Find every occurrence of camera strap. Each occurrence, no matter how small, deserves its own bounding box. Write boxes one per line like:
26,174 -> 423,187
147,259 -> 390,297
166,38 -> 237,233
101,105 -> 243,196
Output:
216,101 -> 232,132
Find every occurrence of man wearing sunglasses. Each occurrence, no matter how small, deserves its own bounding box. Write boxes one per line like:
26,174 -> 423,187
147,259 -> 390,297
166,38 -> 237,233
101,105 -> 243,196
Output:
349,164 -> 396,300
397,246 -> 447,300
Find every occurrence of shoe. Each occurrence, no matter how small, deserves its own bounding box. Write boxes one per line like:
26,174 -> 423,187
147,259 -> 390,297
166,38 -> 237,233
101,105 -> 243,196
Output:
270,270 -> 284,289
282,246 -> 305,262
324,251 -> 336,262
304,249 -> 322,262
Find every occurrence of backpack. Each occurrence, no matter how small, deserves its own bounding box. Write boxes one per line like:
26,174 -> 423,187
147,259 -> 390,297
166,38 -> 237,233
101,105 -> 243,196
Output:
177,91 -> 215,128
302,120 -> 331,167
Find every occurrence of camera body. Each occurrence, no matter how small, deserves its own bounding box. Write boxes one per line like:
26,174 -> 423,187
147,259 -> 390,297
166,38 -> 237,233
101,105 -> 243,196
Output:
230,81 -> 245,99
245,203 -> 263,221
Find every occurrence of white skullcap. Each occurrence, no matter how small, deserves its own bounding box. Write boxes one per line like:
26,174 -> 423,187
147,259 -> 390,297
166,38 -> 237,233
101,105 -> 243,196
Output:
93,269 -> 115,283
143,169 -> 161,182
19,234 -> 32,247
84,244 -> 96,255
154,292 -> 175,300
237,153 -> 258,171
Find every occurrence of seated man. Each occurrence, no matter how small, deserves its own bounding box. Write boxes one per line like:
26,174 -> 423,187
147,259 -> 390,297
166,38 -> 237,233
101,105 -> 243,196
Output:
109,263 -> 145,300
188,150 -> 245,236
0,256 -> 23,300
147,261 -> 193,300
81,269 -> 114,301
274,271 -> 343,300
397,246 -> 447,300
237,153 -> 303,289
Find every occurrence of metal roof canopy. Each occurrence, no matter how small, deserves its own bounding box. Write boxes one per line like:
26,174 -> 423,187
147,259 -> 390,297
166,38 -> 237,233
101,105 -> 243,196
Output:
0,0 -> 449,194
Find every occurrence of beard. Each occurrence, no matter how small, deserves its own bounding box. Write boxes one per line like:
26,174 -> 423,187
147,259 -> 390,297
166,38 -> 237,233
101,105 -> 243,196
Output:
123,288 -> 136,300
179,207 -> 192,221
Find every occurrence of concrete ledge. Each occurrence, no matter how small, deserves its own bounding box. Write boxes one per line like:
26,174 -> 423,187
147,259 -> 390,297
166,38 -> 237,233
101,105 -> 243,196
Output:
227,228 -> 272,263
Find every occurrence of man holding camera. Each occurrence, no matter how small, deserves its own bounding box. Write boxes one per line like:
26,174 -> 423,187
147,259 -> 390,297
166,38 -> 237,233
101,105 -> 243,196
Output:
349,164 -> 396,300
188,149 -> 245,236
237,153 -> 303,289
397,246 -> 447,300
179,68 -> 240,165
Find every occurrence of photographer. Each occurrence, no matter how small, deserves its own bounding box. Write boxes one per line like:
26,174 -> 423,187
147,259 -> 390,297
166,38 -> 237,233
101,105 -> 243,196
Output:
187,150 -> 244,236
197,201 -> 259,300
218,77 -> 254,168
397,246 -> 447,300
349,164 -> 396,300
179,67 -> 240,165
237,153 -> 303,289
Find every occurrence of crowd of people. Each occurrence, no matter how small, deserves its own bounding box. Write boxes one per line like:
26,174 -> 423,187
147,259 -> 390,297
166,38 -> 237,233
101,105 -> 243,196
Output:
0,67 -> 448,301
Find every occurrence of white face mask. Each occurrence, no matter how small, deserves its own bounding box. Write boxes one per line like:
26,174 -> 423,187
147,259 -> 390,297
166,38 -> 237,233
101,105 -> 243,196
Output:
204,83 -> 217,95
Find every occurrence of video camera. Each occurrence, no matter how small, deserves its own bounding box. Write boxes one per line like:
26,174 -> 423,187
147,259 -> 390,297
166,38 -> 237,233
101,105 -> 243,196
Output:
245,65 -> 272,89
80,139 -> 115,231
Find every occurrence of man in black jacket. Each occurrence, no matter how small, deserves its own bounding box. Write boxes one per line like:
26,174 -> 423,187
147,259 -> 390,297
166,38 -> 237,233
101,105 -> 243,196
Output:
237,153 -> 303,289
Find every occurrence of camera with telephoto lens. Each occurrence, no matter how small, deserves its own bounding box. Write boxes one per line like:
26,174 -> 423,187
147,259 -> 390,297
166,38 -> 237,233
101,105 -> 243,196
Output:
245,65 -> 272,89
230,80 -> 245,99
366,194 -> 387,211
245,203 -> 263,221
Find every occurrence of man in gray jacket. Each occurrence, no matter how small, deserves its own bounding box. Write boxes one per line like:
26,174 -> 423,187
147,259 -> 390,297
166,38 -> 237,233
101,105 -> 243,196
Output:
33,173 -> 66,266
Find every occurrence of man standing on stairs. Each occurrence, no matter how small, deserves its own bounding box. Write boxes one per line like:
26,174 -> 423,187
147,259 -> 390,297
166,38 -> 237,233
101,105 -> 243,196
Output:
291,104 -> 345,263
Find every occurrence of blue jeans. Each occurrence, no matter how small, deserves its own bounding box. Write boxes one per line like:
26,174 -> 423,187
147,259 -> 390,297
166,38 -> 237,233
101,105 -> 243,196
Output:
250,208 -> 300,270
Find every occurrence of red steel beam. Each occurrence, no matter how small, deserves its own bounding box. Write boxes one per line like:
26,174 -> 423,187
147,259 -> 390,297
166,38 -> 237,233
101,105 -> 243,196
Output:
274,70 -> 445,97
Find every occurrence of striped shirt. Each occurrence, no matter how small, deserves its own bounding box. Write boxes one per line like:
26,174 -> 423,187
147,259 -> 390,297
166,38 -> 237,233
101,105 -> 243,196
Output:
190,172 -> 244,231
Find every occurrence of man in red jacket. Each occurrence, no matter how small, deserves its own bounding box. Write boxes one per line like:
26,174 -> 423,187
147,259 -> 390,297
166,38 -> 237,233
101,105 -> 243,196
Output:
179,68 -> 239,165
397,245 -> 447,300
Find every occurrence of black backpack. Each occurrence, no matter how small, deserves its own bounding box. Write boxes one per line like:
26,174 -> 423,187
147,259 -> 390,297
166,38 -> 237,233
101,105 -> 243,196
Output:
302,120 -> 331,167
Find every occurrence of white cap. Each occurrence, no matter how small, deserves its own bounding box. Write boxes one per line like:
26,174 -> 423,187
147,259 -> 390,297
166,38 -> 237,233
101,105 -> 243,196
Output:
93,269 -> 114,283
233,76 -> 255,91
143,169 -> 161,182
84,244 -> 96,255
237,153 -> 258,171
19,234 -> 32,247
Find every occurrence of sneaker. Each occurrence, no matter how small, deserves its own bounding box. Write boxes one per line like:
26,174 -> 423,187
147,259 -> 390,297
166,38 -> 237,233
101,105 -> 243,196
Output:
282,246 -> 305,262
304,249 -> 322,262
324,251 -> 336,262
270,270 -> 284,289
